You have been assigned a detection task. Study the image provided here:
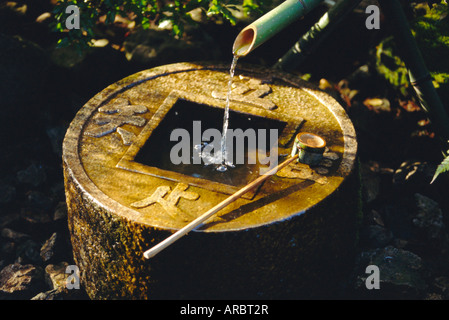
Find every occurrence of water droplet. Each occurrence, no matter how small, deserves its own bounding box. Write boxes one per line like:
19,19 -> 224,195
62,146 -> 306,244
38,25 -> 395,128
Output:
216,164 -> 227,172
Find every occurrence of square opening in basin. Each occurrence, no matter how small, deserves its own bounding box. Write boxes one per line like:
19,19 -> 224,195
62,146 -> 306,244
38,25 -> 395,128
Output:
134,99 -> 286,189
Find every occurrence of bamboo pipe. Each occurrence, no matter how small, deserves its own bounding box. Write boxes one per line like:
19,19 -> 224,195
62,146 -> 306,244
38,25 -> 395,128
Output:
274,0 -> 363,71
233,0 -> 325,57
143,153 -> 299,259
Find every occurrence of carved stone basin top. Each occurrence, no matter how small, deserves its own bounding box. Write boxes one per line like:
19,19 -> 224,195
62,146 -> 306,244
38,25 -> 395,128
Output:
63,62 -> 357,232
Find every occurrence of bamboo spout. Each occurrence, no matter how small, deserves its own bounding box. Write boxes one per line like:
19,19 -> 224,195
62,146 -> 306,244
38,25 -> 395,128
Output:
233,0 -> 325,56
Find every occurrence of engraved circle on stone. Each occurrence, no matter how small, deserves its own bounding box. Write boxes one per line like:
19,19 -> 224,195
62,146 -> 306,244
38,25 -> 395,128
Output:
65,62 -> 357,231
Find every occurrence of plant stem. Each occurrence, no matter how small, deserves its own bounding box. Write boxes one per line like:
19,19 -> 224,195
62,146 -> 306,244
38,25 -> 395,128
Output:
378,0 -> 449,150
274,0 -> 363,71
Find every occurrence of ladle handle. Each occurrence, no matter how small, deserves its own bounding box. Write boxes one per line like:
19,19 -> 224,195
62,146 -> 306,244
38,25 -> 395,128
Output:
143,154 -> 299,259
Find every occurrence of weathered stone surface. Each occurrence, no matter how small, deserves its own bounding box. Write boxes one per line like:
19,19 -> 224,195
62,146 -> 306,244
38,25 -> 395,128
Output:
0,263 -> 45,299
63,62 -> 359,299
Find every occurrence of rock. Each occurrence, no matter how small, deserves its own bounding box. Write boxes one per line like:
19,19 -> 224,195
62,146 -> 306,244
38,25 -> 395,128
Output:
0,241 -> 16,266
353,246 -> 427,299
424,292 -> 443,300
360,162 -> 381,203
1,228 -> 30,241
17,163 -> 47,187
45,262 -> 69,290
50,45 -> 87,69
21,209 -> 52,225
16,239 -> 42,265
360,225 -> 393,248
31,288 -> 62,300
40,232 -> 61,263
432,276 -> 449,299
46,126 -> 67,157
380,193 -> 448,257
1,241 -> 15,257
31,262 -> 87,300
413,193 -> 446,241
367,209 -> 385,227
381,199 -> 416,241
0,183 -> 16,204
392,238 -> 409,250
0,263 -> 45,299
25,191 -> 53,212
50,182 -> 66,201
53,201 -> 68,221
0,213 -> 21,229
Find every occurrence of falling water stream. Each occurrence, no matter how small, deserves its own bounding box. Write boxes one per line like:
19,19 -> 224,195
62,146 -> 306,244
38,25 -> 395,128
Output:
216,55 -> 239,172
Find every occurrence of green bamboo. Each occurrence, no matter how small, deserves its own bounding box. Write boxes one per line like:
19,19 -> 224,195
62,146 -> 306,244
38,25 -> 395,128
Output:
233,0 -> 325,56
274,0 -> 363,71
378,0 -> 449,146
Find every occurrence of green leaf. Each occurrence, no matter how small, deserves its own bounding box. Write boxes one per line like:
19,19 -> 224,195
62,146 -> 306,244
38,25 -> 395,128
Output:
431,154 -> 449,183
172,22 -> 183,36
106,11 -> 116,24
51,0 -> 251,52
57,37 -> 70,48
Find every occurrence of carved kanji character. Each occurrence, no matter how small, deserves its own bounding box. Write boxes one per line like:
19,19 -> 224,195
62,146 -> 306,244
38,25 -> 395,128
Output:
212,77 -> 277,110
85,98 -> 148,140
131,183 -> 199,221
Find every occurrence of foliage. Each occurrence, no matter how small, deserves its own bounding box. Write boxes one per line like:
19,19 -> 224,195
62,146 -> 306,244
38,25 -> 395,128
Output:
51,0 -> 272,51
374,1 -> 449,182
375,37 -> 410,97
431,146 -> 449,183
375,1 -> 449,101
413,1 -> 449,92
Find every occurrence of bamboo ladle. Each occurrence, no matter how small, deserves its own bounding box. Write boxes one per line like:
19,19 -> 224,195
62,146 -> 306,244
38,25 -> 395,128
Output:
143,153 -> 299,259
